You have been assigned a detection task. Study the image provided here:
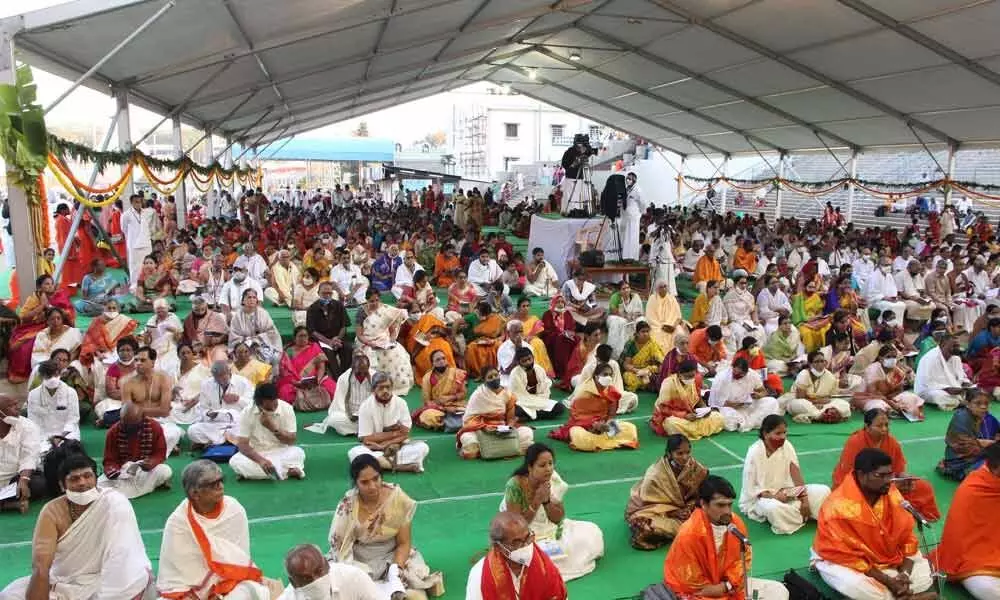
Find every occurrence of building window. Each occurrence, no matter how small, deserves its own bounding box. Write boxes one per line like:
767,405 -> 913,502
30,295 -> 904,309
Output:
589,125 -> 601,140
505,123 -> 519,138
551,124 -> 564,138
503,156 -> 520,171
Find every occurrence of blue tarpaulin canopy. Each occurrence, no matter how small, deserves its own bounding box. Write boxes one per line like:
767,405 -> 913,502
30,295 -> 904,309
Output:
235,138 -> 395,162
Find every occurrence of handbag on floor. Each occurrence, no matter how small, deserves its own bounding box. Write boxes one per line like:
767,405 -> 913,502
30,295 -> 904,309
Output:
202,443 -> 238,463
475,430 -> 521,459
442,412 -> 464,433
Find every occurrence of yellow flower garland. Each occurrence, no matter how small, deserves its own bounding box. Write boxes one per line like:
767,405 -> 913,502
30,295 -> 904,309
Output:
47,160 -> 129,207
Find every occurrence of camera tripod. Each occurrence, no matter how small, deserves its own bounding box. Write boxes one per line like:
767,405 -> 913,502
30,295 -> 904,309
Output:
565,159 -> 596,216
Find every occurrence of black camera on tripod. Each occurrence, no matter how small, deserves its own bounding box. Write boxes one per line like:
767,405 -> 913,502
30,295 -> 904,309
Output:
572,133 -> 600,157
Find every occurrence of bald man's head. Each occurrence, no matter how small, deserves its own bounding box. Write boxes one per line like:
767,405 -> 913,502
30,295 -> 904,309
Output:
0,394 -> 18,420
489,511 -> 531,548
284,544 -> 329,589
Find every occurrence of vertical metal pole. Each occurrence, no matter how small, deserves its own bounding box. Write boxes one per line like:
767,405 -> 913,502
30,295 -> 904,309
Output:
775,154 -> 785,220
205,130 -> 215,217
720,156 -> 729,214
115,87 -> 134,198
172,115 -> 187,229
225,135 -> 235,196
1,21 -> 37,299
676,156 -> 685,208
846,151 -> 858,223
306,159 -> 312,191
944,144 -> 957,207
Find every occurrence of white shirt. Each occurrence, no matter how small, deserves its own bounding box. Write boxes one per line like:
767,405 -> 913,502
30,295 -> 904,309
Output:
26,381 -> 80,445
356,395 -> 411,438
466,557 -> 527,600
276,563 -> 380,600
394,262 -> 423,289
242,254 -> 269,286
330,263 -> 365,294
121,207 -> 152,249
708,367 -> 764,408
497,339 -> 532,387
756,288 -> 791,321
852,257 -> 875,289
196,374 -> 254,422
914,347 -> 969,395
468,259 -> 503,288
864,267 -> 899,304
218,278 -> 264,311
739,438 -> 800,513
0,416 -> 41,482
238,400 -> 296,453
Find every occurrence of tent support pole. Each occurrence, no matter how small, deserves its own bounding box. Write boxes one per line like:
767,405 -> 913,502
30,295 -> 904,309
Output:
775,155 -> 786,220
846,152 -> 858,223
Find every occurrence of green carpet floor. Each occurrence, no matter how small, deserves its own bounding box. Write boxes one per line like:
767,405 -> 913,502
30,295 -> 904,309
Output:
0,227 -> 977,599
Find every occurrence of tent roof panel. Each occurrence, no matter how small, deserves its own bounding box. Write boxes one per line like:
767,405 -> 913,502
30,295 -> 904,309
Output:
850,65 -> 1000,115
707,59 -> 821,97
859,0 -> 985,22
763,87 -> 885,123
918,106 -> 1000,143
712,0 -> 875,53
593,53 -> 686,88
643,27 -> 761,74
789,29 -> 951,81
910,2 -> 1000,58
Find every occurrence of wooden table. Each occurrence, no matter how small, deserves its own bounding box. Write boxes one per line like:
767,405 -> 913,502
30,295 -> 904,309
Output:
582,263 -> 653,294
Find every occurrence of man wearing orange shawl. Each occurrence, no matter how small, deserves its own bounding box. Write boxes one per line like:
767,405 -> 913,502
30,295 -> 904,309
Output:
79,302 -> 139,368
466,511 -> 566,600
813,448 -> 936,600
412,349 -> 468,431
692,244 -> 723,293
663,475 -> 789,600
434,245 -> 461,287
832,409 -> 940,522
732,240 -> 757,275
690,325 -> 727,376
933,444 -> 1000,599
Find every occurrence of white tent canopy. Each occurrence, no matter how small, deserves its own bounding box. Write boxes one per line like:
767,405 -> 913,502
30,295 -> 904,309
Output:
6,0 -> 1000,158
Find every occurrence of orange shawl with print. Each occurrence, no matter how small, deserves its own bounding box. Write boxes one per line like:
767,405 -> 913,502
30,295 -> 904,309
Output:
663,509 -> 751,600
480,544 -> 566,600
933,465 -> 1000,581
813,472 -> 918,573
79,315 -> 138,366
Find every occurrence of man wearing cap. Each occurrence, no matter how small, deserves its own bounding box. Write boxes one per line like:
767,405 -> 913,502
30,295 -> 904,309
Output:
265,249 -> 300,308
182,295 -> 229,346
218,256 -> 264,320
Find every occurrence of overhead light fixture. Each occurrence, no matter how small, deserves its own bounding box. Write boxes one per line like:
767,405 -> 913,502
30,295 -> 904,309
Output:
627,17 -> 642,25
502,83 -> 511,94
569,50 -> 582,61
528,68 -> 538,80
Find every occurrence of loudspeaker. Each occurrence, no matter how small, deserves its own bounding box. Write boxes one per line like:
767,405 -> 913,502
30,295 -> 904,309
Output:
601,174 -> 626,219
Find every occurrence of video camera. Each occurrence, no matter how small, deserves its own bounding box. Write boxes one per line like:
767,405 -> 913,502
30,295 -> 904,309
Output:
572,133 -> 600,157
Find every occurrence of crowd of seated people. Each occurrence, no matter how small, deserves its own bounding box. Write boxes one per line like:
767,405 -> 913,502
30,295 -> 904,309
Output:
6,188 -> 1000,600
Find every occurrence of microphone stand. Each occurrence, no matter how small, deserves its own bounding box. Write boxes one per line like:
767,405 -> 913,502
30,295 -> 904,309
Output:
739,538 -> 757,600
913,515 -> 945,599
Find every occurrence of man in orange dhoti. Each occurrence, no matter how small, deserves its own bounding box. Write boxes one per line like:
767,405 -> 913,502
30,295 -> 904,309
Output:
663,475 -> 789,599
933,444 -> 1000,599
813,448 -> 937,600
465,511 -> 567,600
832,409 -> 940,521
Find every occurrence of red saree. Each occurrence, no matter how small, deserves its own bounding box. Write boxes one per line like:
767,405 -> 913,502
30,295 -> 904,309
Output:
8,290 -> 76,383
277,342 -> 337,404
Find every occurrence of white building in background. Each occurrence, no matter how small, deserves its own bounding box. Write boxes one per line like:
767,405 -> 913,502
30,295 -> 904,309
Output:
453,85 -> 607,181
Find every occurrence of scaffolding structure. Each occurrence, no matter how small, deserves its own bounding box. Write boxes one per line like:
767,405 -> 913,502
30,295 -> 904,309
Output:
457,105 -> 488,181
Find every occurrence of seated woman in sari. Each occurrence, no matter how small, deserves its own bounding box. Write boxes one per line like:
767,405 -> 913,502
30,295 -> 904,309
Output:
560,270 -> 606,326
607,281 -> 646,358
412,349 -> 468,431
132,254 -> 176,313
74,259 -> 128,317
657,331 -> 701,390
30,307 -> 82,372
434,244 -> 461,287
277,326 -> 336,411
733,336 -> 784,397
550,363 -> 639,452
651,360 -> 723,440
938,391 -> 1000,481
763,315 -> 805,377
8,275 -> 76,384
792,279 -> 832,353
501,443 -> 605,581
356,288 -> 414,396
513,296 -> 554,377
825,275 -> 870,343
859,344 -> 924,420
446,270 -> 478,332
291,267 -> 321,328
621,321 -> 665,392
625,434 -> 709,550
541,295 -> 578,381
229,288 -> 283,368
329,455 -> 444,598
723,275 -> 765,354
820,331 -> 865,395
457,367 -> 534,459
559,323 -> 603,392
398,270 -> 440,322
833,408 -> 941,522
77,299 -> 138,400
464,302 -> 506,380
412,325 -> 456,382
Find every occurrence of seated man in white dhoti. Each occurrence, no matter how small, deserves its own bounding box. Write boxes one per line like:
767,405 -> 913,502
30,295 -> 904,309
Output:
187,361 -> 254,448
914,333 -> 969,410
97,401 -> 173,499
560,270 -> 606,326
349,372 -> 430,472
123,345 -> 183,455
740,415 -> 830,535
468,248 -> 507,298
757,276 -> 793,335
231,382 -> 306,480
157,460 -> 283,600
498,319 -> 532,387
894,260 -> 934,324
277,543 -> 379,600
568,344 -> 638,414
0,393 -> 47,513
812,448 -> 937,600
679,237 -> 704,280
264,249 -> 300,307
863,256 -> 907,326
26,360 -> 80,453
390,251 -> 423,299
1,453 -> 152,600
708,358 -> 781,432
782,351 -> 852,424
319,351 -> 373,436
509,347 -> 566,421
523,247 -> 560,298
329,249 -> 369,307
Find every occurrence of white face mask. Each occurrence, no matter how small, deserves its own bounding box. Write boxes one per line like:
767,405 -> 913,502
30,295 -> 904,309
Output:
504,543 -> 534,567
596,375 -> 613,387
43,377 -> 61,391
119,356 -> 134,366
2,413 -> 18,426
103,310 -> 119,320
293,573 -> 331,600
882,357 -> 897,368
810,368 -> 824,377
65,486 -> 101,506
233,272 -> 247,282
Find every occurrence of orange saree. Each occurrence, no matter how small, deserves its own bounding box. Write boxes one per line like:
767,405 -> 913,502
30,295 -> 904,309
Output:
464,313 -> 505,379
